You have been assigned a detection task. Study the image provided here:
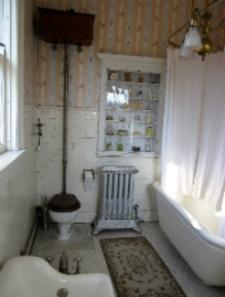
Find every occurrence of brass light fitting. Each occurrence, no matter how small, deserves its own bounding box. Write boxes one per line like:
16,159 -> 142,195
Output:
168,0 -> 225,60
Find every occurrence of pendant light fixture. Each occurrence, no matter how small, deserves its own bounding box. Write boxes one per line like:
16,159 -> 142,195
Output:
168,0 -> 225,60
183,7 -> 202,51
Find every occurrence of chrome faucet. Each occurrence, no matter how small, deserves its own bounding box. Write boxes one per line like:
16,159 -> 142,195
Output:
73,256 -> 81,274
59,252 -> 69,274
58,252 -> 82,274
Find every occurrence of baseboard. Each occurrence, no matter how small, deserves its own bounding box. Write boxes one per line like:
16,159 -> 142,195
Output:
20,216 -> 38,255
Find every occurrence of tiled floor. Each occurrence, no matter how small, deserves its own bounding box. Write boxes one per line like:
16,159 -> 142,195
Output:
32,222 -> 225,297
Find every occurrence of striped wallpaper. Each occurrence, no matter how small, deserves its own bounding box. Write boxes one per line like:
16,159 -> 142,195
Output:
28,0 -> 225,107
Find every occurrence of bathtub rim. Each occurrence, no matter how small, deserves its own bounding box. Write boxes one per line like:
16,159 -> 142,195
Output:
153,182 -> 225,250
0,256 -> 111,281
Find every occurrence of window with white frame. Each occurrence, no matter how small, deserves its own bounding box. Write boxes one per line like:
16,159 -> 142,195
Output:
0,43 -> 6,153
0,0 -> 25,154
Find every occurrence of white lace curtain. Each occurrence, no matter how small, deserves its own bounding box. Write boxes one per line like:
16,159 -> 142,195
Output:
161,48 -> 225,210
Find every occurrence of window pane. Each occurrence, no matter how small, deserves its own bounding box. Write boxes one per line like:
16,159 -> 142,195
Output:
0,46 -> 6,152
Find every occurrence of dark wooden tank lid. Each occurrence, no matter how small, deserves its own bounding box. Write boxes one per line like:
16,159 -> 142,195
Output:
48,194 -> 81,212
37,8 -> 95,45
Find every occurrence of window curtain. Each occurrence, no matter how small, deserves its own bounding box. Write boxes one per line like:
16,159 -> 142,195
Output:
161,48 -> 225,210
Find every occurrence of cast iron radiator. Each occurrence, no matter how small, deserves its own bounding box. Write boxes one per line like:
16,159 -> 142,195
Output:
93,166 -> 140,234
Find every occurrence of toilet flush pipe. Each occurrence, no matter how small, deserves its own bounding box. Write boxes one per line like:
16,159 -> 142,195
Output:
62,43 -> 69,194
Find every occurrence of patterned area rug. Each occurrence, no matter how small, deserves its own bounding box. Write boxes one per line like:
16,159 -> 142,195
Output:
101,236 -> 186,297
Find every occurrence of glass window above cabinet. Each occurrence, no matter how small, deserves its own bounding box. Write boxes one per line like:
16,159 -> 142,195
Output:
97,54 -> 165,156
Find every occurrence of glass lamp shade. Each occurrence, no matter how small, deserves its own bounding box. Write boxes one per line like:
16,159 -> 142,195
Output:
183,26 -> 202,50
179,43 -> 194,59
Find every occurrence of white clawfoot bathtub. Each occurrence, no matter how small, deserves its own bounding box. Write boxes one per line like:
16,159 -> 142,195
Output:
154,183 -> 225,286
0,256 -> 115,297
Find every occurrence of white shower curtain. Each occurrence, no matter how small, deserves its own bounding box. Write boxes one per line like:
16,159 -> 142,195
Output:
161,48 -> 225,210
192,52 -> 225,210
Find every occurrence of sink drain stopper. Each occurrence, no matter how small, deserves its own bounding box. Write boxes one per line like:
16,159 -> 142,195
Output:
57,288 -> 68,297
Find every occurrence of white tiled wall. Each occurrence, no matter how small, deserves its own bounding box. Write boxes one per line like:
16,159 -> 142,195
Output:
35,107 -> 160,223
0,106 -> 36,265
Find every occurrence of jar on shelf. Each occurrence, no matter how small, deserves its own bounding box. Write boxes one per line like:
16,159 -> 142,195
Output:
110,72 -> 118,81
135,115 -> 142,122
124,72 -> 131,81
145,114 -> 152,124
106,115 -> 114,121
145,139 -> 151,152
106,125 -> 115,135
145,126 -> 154,137
106,143 -> 112,151
117,143 -> 123,151
138,72 -> 144,83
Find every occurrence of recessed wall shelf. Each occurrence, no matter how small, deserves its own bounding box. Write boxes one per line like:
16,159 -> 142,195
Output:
97,53 -> 165,156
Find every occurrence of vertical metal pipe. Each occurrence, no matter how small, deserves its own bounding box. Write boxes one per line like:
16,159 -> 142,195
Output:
62,43 -> 69,194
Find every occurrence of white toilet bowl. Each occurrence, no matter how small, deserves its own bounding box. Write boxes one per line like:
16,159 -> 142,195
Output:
48,193 -> 81,241
49,210 -> 78,241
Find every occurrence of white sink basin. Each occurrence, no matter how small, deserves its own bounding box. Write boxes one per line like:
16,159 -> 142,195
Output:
0,256 -> 115,297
